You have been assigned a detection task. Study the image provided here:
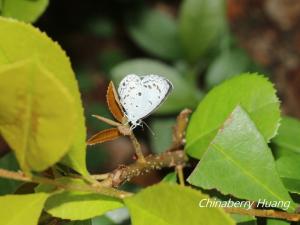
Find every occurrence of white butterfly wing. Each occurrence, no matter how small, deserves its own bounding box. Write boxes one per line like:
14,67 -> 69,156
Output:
118,74 -> 172,125
118,74 -> 141,123
139,75 -> 172,117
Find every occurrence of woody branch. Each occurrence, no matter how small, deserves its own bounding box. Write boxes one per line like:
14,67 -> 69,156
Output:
96,109 -> 191,187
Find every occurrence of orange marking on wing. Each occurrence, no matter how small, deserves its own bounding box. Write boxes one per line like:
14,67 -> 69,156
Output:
106,81 -> 125,123
87,128 -> 121,145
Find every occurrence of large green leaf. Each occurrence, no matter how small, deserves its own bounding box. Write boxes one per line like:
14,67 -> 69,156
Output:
0,60 -> 76,172
205,49 -> 254,88
42,179 -> 123,220
272,117 -> 300,194
273,116 -> 300,154
124,183 -> 235,225
186,74 -> 280,159
110,59 -> 200,114
188,106 -> 295,211
0,152 -> 22,195
179,0 -> 225,63
0,193 -> 48,225
275,150 -> 300,194
0,17 -> 88,175
0,0 -> 48,23
45,191 -> 123,220
127,9 -> 182,60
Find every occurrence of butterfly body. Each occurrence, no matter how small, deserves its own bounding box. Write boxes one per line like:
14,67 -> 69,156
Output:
118,74 -> 173,128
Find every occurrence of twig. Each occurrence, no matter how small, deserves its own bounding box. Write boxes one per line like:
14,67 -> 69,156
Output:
170,108 -> 192,151
129,132 -> 146,163
2,170 -> 300,221
99,150 -> 187,187
0,169 -> 31,182
0,168 -> 131,199
224,207 -> 300,222
176,165 -> 185,186
91,173 -> 110,180
169,109 -> 191,186
98,109 -> 191,187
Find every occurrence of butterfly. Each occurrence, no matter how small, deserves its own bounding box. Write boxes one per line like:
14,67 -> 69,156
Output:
118,74 -> 173,128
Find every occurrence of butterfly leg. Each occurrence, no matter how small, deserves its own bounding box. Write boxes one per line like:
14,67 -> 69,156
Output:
130,124 -> 137,130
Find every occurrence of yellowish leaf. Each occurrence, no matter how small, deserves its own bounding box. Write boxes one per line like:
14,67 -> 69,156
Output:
0,60 -> 76,172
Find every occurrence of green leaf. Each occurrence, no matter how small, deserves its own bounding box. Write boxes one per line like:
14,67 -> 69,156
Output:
273,116 -> 300,154
65,220 -> 92,225
45,192 -> 123,220
0,152 -> 22,195
0,17 -> 88,175
230,214 -> 256,225
110,58 -> 200,114
281,178 -> 300,195
0,193 -> 48,225
266,218 -> 290,225
0,0 -> 48,23
127,9 -> 182,60
269,116 -> 300,193
179,0 -> 226,63
0,60 -> 76,172
186,74 -> 280,159
275,150 -> 300,194
188,106 -> 295,211
162,172 -> 177,184
43,179 -> 123,220
151,118 -> 175,153
92,215 -> 117,225
124,183 -> 235,225
206,49 -> 253,88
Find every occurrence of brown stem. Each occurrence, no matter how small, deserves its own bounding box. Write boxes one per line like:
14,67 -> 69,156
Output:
2,170 -> 300,221
91,173 -> 110,180
100,150 -> 187,187
224,207 -> 300,222
176,165 -> 185,186
0,169 -> 31,182
129,132 -> 146,163
0,169 -> 131,199
169,108 -> 192,151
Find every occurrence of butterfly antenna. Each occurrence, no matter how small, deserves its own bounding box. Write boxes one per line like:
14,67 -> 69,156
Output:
142,121 -> 155,136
